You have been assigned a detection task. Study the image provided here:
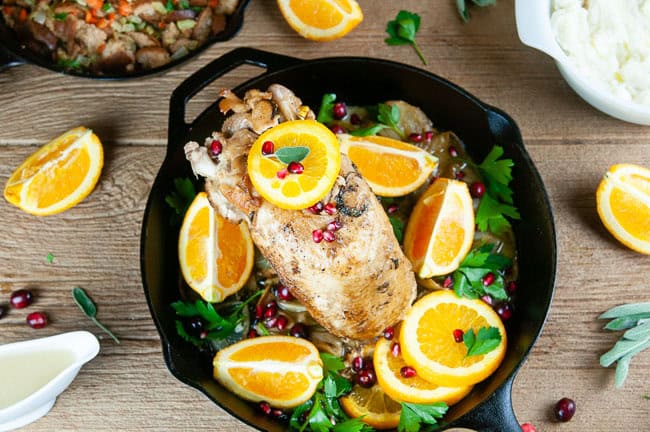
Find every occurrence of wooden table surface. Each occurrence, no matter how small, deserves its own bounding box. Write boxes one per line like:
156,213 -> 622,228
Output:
1,1 -> 649,431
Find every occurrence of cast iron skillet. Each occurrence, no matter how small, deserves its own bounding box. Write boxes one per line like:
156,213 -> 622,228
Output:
141,47 -> 557,431
0,0 -> 250,78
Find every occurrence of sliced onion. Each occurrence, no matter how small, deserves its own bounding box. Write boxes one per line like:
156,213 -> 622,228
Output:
31,10 -> 47,25
170,46 -> 189,60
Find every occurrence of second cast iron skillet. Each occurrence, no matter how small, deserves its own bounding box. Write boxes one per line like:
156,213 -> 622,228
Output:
141,47 -> 557,431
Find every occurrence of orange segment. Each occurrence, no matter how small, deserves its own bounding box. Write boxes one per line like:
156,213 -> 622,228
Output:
339,385 -> 402,430
4,126 -> 103,216
213,336 -> 323,408
179,192 -> 254,302
596,164 -> 650,255
403,178 -> 475,278
400,290 -> 507,387
277,0 -> 363,41
374,331 -> 472,405
338,134 -> 438,197
248,120 -> 341,210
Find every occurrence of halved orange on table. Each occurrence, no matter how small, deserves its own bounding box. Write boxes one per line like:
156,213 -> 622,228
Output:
178,192 -> 254,302
277,0 -> 363,41
213,336 -> 323,408
338,134 -> 438,197
339,384 -> 402,430
400,290 -> 507,388
403,178 -> 474,278
596,163 -> 650,255
3,126 -> 103,216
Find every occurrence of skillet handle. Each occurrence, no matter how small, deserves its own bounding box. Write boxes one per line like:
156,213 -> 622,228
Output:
167,47 -> 302,152
0,44 -> 21,70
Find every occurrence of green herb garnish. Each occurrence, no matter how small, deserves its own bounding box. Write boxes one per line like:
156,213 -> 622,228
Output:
452,244 -> 511,300
54,12 -> 69,20
274,146 -> 310,164
398,402 -> 448,432
456,0 -> 496,23
377,103 -> 404,138
72,287 -> 120,343
178,0 -> 189,8
463,326 -> 502,357
389,216 -> 405,244
348,124 -> 387,137
165,0 -> 174,11
317,93 -> 337,124
599,302 -> 650,387
385,10 -> 427,65
56,57 -> 83,71
46,252 -> 55,264
643,395 -> 650,400
165,177 -> 196,225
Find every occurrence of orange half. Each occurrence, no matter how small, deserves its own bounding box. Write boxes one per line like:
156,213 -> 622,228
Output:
276,0 -> 363,41
339,384 -> 402,430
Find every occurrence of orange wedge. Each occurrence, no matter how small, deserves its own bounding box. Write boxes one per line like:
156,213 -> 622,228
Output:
4,126 -> 103,216
276,0 -> 363,42
339,384 -> 402,430
400,290 -> 507,388
403,178 -> 475,278
179,192 -> 254,302
338,134 -> 438,197
247,120 -> 341,210
596,163 -> 650,255
374,332 -> 473,405
213,336 -> 323,408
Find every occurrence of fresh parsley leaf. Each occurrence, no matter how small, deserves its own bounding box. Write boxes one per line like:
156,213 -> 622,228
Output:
452,244 -> 512,300
178,0 -> 189,8
46,252 -> 55,264
56,57 -> 83,71
321,352 -> 346,373
317,93 -> 337,124
476,193 -> 520,234
349,124 -> 387,137
102,2 -> 115,12
398,402 -> 448,432
165,0 -> 174,11
332,418 -> 373,432
165,177 -> 197,225
456,0 -> 497,23
464,326 -> 502,357
385,10 -> 427,65
389,217 -> 405,243
274,146 -> 310,164
377,103 -> 404,138
54,12 -> 69,20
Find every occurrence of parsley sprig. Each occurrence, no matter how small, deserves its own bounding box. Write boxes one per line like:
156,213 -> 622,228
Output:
464,326 -> 502,357
452,244 -> 512,300
385,10 -> 427,65
165,177 -> 197,225
456,0 -> 496,23
398,402 -> 448,432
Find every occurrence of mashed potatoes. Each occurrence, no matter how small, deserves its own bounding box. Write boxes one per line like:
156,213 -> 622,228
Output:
551,0 -> 650,107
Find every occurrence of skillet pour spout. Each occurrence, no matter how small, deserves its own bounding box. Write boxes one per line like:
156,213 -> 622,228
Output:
141,47 -> 557,431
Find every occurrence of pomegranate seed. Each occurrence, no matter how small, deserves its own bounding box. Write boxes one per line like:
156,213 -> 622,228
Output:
0,305 -> 5,319
443,276 -> 454,289
449,146 -> 459,157
496,303 -> 513,321
324,202 -> 337,215
481,294 -> 494,306
276,169 -> 288,179
312,229 -> 324,243
265,316 -> 278,328
362,357 -> 374,370
289,323 -> 307,338
382,326 -> 395,340
10,289 -> 33,309
470,182 -> 486,198
554,397 -> 576,422
391,342 -> 401,357
287,161 -> 304,174
521,423 -> 537,432
330,124 -> 346,134
453,329 -> 464,343
261,140 -> 274,155
455,170 -> 465,180
210,140 -> 222,157
352,356 -> 364,372
400,366 -> 417,378
264,301 -> 278,318
248,329 -> 257,338
255,303 -> 264,319
276,315 -> 289,331
507,281 -> 517,294
424,131 -> 434,141
409,133 -> 423,143
199,330 -> 208,339
271,409 -> 286,420
259,401 -> 272,416
307,202 -> 323,214
482,272 -> 496,286
323,230 -> 336,242
350,113 -> 361,125
276,284 -> 294,301
26,311 -> 47,329
333,102 -> 347,119
326,220 -> 342,232
355,369 -> 376,388
387,204 -> 399,214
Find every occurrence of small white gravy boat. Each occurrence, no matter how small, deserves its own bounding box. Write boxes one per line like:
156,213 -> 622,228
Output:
0,331 -> 100,431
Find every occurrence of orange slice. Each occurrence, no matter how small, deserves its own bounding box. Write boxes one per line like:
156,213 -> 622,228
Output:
179,192 -> 254,302
276,0 -> 363,42
596,163 -> 650,255
403,178 -> 474,278
400,290 -> 507,387
4,126 -> 103,216
374,332 -> 472,405
247,120 -> 341,210
338,134 -> 438,197
213,336 -> 323,408
339,384 -> 402,430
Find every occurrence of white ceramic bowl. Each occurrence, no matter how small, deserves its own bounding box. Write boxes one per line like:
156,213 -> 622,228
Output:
515,0 -> 650,125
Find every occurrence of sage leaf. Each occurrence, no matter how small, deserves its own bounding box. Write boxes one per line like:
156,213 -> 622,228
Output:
615,355 -> 631,388
604,314 -> 650,331
624,320 -> 650,341
349,124 -> 387,137
600,338 -> 650,367
274,146 -> 310,164
600,302 -> 650,319
72,287 -> 120,344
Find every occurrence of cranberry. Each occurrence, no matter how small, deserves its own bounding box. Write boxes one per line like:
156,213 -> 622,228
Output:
521,423 -> 537,432
276,169 -> 288,179
424,131 -> 434,141
287,161 -> 304,174
507,281 -> 518,294
554,397 -> 576,422
453,329 -> 464,343
276,284 -> 294,301
455,170 -> 465,180
382,326 -> 395,340
330,124 -> 346,134
409,133 -> 423,143
264,301 -> 278,319
387,204 -> 399,214
333,102 -> 347,119
482,272 -> 496,286
307,202 -> 324,214
355,369 -> 376,388
289,323 -> 307,338
248,329 -> 258,338
275,315 -> 289,331
400,366 -> 417,378
449,146 -> 459,157
255,303 -> 264,319
326,220 -> 342,232
352,356 -> 364,372
480,294 -> 494,306
10,289 -> 33,309
391,342 -> 401,357
210,140 -> 222,157
323,230 -> 336,242
470,182 -> 486,198
443,276 -> 454,289
258,401 -> 272,416
350,113 -> 361,125
496,303 -> 513,321
312,229 -> 324,243
323,202 -> 337,215
26,311 -> 47,329
261,140 -> 274,155
362,357 -> 374,370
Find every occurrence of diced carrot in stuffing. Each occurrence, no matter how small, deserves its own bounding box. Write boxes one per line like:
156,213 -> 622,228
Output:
208,0 -> 218,8
117,0 -> 132,16
97,42 -> 106,53
86,0 -> 104,11
18,8 -> 27,21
